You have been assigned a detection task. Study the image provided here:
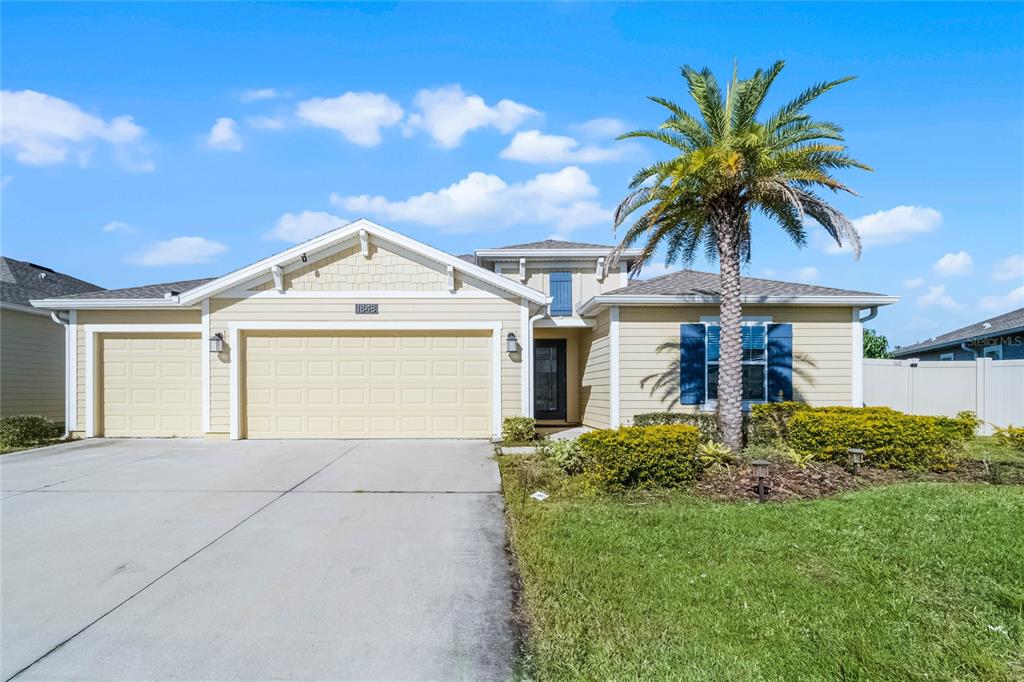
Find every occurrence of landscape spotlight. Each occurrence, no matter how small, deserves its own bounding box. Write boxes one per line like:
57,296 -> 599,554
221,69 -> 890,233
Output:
848,448 -> 865,476
751,459 -> 770,503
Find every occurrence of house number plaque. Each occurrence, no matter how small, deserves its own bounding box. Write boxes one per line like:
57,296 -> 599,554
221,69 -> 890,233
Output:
355,303 -> 379,315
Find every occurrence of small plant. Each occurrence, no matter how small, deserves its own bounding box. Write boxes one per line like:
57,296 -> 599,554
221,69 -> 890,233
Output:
539,438 -> 585,475
502,417 -> 536,443
784,447 -> 816,469
698,441 -> 734,462
993,425 -> 1024,451
0,415 -> 61,449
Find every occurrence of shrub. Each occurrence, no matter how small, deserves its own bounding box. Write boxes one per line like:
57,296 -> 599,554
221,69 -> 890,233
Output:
632,412 -> 719,442
577,424 -> 717,492
787,410 -> 965,471
502,417 -> 536,443
747,402 -> 810,444
994,426 -> 1024,451
538,438 -> 585,475
0,415 -> 61,449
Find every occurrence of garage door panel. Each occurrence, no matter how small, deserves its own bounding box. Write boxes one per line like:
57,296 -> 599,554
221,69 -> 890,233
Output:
244,332 -> 491,438
100,334 -> 202,438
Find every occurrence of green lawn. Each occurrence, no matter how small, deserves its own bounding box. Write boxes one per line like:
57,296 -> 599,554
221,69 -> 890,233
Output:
502,460 -> 1024,680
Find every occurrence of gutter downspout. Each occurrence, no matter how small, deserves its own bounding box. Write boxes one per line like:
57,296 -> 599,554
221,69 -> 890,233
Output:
960,342 -> 977,359
858,305 -> 878,323
49,311 -> 72,439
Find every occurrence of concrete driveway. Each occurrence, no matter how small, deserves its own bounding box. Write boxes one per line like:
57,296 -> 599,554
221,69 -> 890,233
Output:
0,439 -> 514,681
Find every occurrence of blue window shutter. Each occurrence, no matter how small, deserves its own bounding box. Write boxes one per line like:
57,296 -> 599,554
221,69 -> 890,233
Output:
549,272 -> 573,316
767,323 -> 793,402
680,324 -> 706,405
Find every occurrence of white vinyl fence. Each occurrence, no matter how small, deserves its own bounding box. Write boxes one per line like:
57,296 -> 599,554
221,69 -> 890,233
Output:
863,358 -> 1024,435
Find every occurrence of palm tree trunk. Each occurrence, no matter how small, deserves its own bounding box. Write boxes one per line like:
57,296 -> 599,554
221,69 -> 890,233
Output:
715,220 -> 745,452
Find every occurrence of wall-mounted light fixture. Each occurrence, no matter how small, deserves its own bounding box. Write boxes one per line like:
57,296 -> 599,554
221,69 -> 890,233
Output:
506,332 -> 519,353
209,332 -> 225,354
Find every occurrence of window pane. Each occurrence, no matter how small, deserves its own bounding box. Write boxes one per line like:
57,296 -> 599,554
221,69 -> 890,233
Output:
707,364 -> 718,399
706,364 -> 765,401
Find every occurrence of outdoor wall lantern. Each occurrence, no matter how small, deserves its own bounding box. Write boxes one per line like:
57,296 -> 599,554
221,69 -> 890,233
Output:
209,332 -> 225,354
506,332 -> 519,353
848,448 -> 865,476
751,459 -> 770,503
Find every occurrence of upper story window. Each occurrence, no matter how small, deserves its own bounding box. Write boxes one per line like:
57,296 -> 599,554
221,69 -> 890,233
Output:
549,272 -> 573,316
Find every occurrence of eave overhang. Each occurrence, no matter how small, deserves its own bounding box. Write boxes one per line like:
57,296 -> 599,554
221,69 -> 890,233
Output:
577,294 -> 900,316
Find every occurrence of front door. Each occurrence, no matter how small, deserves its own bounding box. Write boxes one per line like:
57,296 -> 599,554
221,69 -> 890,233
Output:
534,339 -> 567,421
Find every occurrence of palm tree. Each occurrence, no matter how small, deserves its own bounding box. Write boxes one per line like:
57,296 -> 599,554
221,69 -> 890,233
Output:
610,62 -> 867,451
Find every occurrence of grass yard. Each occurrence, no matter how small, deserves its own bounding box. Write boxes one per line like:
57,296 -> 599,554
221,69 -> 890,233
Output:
502,460 -> 1024,681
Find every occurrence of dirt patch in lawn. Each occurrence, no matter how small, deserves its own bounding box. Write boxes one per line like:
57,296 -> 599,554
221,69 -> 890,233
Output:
696,459 -> 1024,503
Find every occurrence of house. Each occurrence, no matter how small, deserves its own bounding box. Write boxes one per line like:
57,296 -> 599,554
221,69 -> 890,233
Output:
1,257 -> 103,425
892,307 -> 1024,361
30,220 -> 897,440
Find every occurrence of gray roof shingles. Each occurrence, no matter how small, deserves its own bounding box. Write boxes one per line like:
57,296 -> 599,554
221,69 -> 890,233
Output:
1,257 -> 104,307
48,278 -> 217,301
482,239 -> 614,251
893,306 -> 1024,355
603,269 -> 884,298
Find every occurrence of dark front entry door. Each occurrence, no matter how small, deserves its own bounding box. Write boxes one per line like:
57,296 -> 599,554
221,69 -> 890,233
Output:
534,339 -> 567,421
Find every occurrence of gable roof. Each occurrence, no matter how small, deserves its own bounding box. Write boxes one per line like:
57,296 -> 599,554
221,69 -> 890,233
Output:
892,306 -> 1024,356
578,268 -> 897,314
1,257 -> 103,310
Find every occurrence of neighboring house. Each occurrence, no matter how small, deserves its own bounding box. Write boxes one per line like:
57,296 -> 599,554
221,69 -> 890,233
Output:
31,220 -> 896,440
1,257 -> 103,425
892,307 -> 1024,361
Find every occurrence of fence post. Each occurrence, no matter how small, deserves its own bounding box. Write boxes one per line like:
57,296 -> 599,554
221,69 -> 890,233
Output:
976,357 -> 991,436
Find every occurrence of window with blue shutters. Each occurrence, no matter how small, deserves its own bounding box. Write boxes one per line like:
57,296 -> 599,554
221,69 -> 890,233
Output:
549,272 -> 573,316
681,321 -> 793,406
705,323 -> 768,402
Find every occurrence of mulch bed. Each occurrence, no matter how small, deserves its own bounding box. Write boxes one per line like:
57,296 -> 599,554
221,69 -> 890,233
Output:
695,459 -> 1024,503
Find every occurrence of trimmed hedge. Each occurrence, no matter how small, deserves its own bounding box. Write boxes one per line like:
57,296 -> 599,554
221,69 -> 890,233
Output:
0,415 -> 61,449
994,426 -> 1024,451
787,410 -> 973,471
502,417 -> 536,443
631,412 -> 719,443
577,424 -> 716,492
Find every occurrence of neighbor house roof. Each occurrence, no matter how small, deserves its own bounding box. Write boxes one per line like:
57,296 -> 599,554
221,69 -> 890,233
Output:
483,239 -> 614,250
0,257 -> 103,310
578,269 -> 898,315
892,306 -> 1024,357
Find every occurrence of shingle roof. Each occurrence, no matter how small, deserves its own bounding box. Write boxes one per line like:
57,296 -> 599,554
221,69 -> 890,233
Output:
603,269 -> 884,298
893,307 -> 1024,356
0,257 -> 103,308
483,239 -> 614,250
48,277 -> 217,301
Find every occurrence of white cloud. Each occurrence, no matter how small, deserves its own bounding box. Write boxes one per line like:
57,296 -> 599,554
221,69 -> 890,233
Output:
500,130 -> 625,164
980,285 -> 1024,311
332,166 -> 610,235
904,277 -> 925,289
993,254 -> 1024,282
933,251 -> 973,276
0,89 -> 152,170
239,88 -> 281,103
825,205 -> 942,254
917,284 -> 964,310
127,236 -> 228,266
206,118 -> 243,151
296,92 -> 403,147
267,210 -> 348,243
796,266 -> 819,282
102,221 -> 134,234
245,116 -> 285,131
570,117 -> 628,139
403,84 -> 537,148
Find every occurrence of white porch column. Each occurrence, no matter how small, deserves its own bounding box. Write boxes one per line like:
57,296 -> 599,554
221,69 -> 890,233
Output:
610,305 -> 620,428
851,308 -> 864,407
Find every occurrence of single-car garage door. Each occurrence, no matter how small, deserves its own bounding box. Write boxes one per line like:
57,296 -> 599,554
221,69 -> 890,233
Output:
99,334 -> 202,437
244,332 -> 491,438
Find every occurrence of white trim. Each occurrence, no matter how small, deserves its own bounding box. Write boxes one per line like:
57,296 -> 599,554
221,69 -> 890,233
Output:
178,219 -> 548,306
534,317 -> 594,328
851,308 -> 864,407
519,257 -> 527,283
699,315 -> 774,323
446,265 -> 455,293
596,257 -> 606,283
31,298 -> 191,310
226,320 -> 504,441
271,265 -> 284,292
981,343 -> 1004,360
609,306 -> 620,428
217,288 -> 497,299
82,324 -> 203,438
475,248 -> 643,259
201,300 -> 211,433
618,261 -> 628,289
68,311 -> 77,431
2,301 -> 52,316
579,294 -> 899,315
520,299 -> 530,415
359,228 -> 369,258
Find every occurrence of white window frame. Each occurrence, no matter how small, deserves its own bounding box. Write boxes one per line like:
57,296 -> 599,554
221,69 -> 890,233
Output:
939,352 -> 955,361
699,315 -> 772,410
981,343 -> 1003,360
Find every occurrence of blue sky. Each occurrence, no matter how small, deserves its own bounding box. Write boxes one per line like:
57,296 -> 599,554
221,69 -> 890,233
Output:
2,2 -> 1022,346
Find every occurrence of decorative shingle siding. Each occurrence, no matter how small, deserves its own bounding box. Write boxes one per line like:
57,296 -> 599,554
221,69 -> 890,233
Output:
250,244 -> 449,292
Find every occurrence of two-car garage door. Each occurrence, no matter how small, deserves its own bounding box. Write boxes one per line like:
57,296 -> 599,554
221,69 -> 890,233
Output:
243,331 -> 491,438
